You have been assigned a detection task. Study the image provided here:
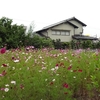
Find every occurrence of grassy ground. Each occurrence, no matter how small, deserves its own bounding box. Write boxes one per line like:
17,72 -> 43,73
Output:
0,48 -> 100,100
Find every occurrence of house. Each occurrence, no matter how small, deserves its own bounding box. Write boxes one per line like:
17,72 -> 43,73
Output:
35,17 -> 98,42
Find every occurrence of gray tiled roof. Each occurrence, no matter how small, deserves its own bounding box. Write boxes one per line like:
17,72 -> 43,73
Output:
36,17 -> 87,33
72,35 -> 98,40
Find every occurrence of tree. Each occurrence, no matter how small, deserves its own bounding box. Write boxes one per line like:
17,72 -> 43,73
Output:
26,21 -> 34,37
0,17 -> 26,49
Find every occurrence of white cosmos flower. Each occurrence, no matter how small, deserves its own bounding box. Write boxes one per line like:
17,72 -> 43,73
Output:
22,52 -> 25,54
70,70 -> 73,72
45,79 -> 48,81
19,68 -> 22,70
56,74 -> 59,76
73,76 -> 76,78
39,56 -> 42,59
52,79 -> 55,82
51,68 -> 55,71
55,66 -> 58,70
4,88 -> 9,92
39,70 -> 42,72
12,67 -> 15,70
84,78 -> 86,80
61,59 -> 63,60
11,81 -> 16,85
5,84 -> 9,87
14,59 -> 19,63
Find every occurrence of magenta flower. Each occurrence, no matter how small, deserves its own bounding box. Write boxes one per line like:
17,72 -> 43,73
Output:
12,56 -> 15,60
0,48 -> 6,54
56,64 -> 59,66
63,83 -> 69,88
2,64 -> 7,67
78,69 -> 82,72
67,66 -> 72,70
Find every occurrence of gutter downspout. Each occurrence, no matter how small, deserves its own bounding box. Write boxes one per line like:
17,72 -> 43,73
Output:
74,28 -> 75,35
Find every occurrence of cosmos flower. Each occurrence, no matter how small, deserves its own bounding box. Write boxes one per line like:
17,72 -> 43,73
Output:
1,70 -> 7,76
1,88 -> 5,91
0,48 -> 6,54
4,88 -> 9,92
67,66 -> 72,70
52,79 -> 55,82
13,59 -> 19,63
51,68 -> 55,71
78,69 -> 82,72
11,81 -> 16,85
63,83 -> 69,88
2,64 -> 7,67
5,84 -> 9,87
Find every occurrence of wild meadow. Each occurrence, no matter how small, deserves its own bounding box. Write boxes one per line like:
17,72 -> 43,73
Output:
0,47 -> 100,100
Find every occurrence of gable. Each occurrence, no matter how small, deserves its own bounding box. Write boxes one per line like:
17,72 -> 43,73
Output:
69,20 -> 83,28
68,17 -> 87,26
35,17 -> 86,34
51,23 -> 75,31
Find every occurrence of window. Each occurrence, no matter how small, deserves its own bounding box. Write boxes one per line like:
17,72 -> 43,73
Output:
56,31 -> 60,35
61,31 -> 66,35
52,30 -> 70,36
52,30 -> 60,35
65,31 -> 70,35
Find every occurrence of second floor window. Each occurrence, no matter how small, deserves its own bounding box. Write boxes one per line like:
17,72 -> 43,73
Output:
52,30 -> 70,36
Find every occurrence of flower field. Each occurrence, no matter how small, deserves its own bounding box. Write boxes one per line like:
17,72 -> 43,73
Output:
0,47 -> 100,100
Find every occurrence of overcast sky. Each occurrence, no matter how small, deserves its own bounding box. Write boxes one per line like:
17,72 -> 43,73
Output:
0,0 -> 100,37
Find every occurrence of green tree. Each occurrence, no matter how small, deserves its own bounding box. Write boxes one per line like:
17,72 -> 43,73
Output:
0,17 -> 26,49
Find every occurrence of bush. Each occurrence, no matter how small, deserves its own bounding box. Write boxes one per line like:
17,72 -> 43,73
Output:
24,35 -> 54,48
82,40 -> 92,49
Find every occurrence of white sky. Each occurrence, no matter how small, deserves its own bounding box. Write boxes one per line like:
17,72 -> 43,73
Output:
0,0 -> 100,37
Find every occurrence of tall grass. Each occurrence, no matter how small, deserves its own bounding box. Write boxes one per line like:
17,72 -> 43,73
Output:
0,48 -> 100,100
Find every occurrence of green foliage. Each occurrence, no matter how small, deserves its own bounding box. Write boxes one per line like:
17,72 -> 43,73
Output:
62,42 -> 70,49
0,17 -> 26,49
82,40 -> 92,49
53,39 -> 62,49
1,49 -> 100,99
24,35 -> 54,48
96,41 -> 100,49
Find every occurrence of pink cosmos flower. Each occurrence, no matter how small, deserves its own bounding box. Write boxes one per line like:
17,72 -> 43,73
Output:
0,74 -> 3,76
56,64 -> 59,66
78,69 -> 82,72
2,64 -> 7,67
12,56 -> 15,60
20,84 -> 24,89
1,88 -> 5,91
0,70 -> 7,76
63,83 -> 69,88
67,66 -> 72,70
0,48 -> 6,54
2,70 -> 7,76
